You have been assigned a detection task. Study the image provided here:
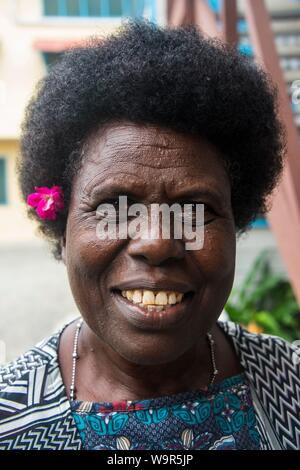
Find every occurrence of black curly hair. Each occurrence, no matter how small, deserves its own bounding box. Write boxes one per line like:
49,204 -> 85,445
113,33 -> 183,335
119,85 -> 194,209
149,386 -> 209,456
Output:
19,19 -> 285,259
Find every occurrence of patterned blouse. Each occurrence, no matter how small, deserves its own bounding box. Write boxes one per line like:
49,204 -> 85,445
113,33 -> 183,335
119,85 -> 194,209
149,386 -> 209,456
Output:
1,321 -> 300,450
71,373 -> 260,450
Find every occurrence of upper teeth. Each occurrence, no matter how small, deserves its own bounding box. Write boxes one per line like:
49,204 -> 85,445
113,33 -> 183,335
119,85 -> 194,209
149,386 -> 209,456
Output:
121,289 -> 184,309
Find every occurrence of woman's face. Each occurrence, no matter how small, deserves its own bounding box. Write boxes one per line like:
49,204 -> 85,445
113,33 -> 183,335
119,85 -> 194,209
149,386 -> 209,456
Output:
63,122 -> 236,365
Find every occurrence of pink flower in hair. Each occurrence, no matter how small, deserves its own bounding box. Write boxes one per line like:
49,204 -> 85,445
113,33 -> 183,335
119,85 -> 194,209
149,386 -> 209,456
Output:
27,186 -> 64,220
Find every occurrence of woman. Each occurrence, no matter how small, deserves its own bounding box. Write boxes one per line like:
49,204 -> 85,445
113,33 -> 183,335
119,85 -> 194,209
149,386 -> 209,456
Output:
0,20 -> 299,451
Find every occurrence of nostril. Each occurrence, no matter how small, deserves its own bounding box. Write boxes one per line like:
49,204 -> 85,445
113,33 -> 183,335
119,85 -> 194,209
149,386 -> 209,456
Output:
128,237 -> 185,266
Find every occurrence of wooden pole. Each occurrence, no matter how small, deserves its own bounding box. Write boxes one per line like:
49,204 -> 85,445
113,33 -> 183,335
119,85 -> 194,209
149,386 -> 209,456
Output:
194,0 -> 220,37
221,0 -> 238,45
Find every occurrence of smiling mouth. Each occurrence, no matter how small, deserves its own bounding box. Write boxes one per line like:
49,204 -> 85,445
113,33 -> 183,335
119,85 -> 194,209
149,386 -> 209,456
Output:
115,289 -> 194,313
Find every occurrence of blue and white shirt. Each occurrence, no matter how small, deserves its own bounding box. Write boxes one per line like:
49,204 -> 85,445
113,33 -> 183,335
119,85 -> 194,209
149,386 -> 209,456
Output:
0,321 -> 299,450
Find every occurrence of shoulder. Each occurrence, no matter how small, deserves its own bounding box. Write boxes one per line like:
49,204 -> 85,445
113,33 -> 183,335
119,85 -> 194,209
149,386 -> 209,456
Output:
0,322 -> 82,449
219,320 -> 300,372
219,320 -> 300,449
0,329 -> 61,397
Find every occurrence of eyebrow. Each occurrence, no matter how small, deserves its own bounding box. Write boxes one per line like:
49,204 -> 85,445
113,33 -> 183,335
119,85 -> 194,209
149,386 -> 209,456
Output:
84,175 -> 228,207
172,185 -> 228,207
84,176 -> 147,202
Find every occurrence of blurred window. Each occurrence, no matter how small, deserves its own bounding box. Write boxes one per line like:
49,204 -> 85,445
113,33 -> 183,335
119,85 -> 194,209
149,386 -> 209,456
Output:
208,0 -> 221,13
43,0 -> 148,17
42,52 -> 64,67
252,216 -> 269,229
0,158 -> 7,204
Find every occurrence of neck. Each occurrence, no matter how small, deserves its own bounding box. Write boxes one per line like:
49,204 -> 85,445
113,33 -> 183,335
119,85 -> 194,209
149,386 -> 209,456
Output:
74,321 -> 217,401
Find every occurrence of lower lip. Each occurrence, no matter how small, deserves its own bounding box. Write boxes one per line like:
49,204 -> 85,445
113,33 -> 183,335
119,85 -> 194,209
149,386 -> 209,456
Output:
111,291 -> 194,330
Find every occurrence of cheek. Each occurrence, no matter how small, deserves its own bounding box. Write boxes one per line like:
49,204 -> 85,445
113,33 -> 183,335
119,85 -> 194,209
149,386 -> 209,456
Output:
65,219 -> 124,307
66,211 -> 124,271
190,226 -> 236,322
196,224 -> 236,284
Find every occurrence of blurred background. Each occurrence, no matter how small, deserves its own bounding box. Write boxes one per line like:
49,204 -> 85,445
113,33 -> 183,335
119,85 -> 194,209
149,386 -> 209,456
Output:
1,0 -> 300,362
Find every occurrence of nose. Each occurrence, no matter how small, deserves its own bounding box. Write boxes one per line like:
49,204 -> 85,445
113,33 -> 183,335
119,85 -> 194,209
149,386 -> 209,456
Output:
127,235 -> 185,266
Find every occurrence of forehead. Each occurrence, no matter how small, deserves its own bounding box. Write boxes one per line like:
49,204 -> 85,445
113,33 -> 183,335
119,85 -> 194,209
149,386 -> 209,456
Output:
75,121 -> 230,198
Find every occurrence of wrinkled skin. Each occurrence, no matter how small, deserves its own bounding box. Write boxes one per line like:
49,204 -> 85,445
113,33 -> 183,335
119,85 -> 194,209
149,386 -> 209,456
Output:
59,122 -> 241,402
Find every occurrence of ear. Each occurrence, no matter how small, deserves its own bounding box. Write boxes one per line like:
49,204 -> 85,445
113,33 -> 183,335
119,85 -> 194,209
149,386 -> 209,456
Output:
60,233 -> 66,265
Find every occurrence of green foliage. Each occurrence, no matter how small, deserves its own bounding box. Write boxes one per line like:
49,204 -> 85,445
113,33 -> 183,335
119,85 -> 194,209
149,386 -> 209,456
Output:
225,250 -> 300,341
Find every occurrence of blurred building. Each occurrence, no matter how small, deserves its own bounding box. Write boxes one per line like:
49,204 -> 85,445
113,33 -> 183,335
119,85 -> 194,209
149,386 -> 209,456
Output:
217,0 -> 300,285
237,0 -> 300,124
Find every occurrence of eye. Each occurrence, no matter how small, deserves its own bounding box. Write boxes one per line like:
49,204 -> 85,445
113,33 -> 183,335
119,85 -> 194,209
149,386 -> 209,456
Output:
105,198 -> 120,209
178,201 -> 217,226
101,197 -> 136,208
95,197 -> 136,220
96,199 -> 117,219
204,205 -> 217,224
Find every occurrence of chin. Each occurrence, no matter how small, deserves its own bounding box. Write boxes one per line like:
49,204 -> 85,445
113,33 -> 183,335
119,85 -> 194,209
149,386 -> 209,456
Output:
110,333 -> 196,366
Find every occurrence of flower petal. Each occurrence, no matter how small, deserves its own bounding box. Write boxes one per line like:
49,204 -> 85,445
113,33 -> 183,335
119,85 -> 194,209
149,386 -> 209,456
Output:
52,192 -> 64,209
27,193 -> 42,208
34,186 -> 52,195
36,199 -> 56,220
28,185 -> 63,220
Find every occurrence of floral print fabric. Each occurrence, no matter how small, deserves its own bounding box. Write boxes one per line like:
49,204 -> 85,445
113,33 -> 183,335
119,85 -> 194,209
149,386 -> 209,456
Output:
71,373 -> 260,450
